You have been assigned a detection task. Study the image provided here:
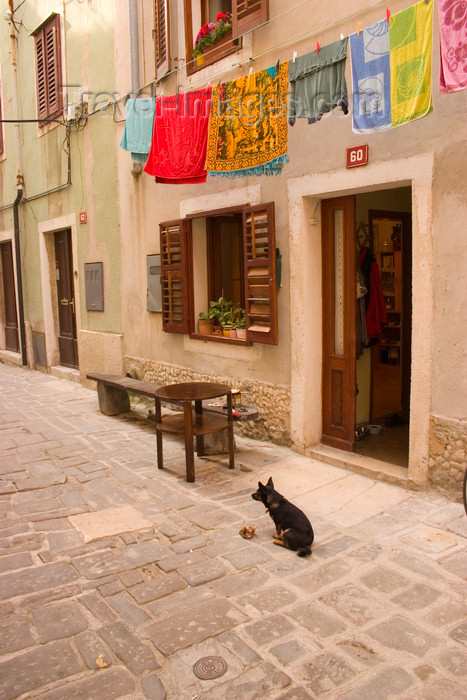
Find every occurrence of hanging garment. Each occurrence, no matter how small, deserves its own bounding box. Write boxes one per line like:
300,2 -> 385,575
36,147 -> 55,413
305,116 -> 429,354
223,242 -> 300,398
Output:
144,88 -> 212,184
438,0 -> 467,93
120,98 -> 156,163
206,63 -> 289,178
359,248 -> 387,344
288,38 -> 349,125
350,0 -> 433,133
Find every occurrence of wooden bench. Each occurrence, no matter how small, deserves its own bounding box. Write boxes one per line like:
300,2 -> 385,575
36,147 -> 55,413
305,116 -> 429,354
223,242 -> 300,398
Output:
86,372 -> 259,422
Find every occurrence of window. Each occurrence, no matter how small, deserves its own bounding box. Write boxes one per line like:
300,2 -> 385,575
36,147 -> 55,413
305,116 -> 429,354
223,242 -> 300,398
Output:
154,0 -> 171,79
33,14 -> 62,122
183,0 -> 269,73
160,202 -> 278,344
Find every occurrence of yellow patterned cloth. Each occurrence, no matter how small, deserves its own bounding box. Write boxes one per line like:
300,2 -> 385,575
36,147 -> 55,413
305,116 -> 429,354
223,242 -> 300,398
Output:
390,0 -> 433,127
206,62 -> 289,177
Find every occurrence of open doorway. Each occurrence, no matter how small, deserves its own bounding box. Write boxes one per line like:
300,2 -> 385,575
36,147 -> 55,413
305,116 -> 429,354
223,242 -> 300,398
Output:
321,187 -> 412,467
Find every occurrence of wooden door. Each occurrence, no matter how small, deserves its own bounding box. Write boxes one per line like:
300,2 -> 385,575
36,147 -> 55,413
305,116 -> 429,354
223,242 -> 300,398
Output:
322,196 -> 356,451
0,241 -> 19,352
54,230 -> 78,368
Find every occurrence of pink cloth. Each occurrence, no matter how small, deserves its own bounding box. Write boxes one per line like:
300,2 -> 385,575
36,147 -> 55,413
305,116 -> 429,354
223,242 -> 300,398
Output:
144,88 -> 212,184
438,0 -> 467,93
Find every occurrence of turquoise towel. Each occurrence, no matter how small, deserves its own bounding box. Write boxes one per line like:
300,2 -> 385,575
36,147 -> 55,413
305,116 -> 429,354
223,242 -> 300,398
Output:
120,98 -> 156,162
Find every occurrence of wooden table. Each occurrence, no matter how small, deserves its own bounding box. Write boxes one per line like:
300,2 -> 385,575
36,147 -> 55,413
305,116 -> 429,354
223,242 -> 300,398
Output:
155,382 -> 235,483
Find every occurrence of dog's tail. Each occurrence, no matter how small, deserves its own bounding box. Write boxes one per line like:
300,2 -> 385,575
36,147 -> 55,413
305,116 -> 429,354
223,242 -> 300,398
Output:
297,546 -> 312,557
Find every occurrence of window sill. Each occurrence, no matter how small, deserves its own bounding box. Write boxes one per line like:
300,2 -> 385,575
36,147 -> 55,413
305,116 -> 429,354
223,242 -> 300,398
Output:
190,332 -> 252,346
187,34 -> 240,76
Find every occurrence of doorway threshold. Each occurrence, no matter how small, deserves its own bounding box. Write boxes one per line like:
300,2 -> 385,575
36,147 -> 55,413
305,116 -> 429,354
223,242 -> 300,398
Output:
305,443 -> 411,489
50,365 -> 81,384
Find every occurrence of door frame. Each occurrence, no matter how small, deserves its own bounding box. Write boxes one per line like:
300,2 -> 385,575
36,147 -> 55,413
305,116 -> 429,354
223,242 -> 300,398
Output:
38,214 -> 80,370
288,154 -> 434,486
0,232 -> 20,356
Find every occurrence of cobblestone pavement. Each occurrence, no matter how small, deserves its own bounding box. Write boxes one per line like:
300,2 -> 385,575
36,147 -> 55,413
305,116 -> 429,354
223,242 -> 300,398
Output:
0,363 -> 466,700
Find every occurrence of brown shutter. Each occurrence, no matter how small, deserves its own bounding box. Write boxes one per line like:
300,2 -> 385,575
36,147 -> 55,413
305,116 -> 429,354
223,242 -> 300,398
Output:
154,0 -> 170,79
232,0 -> 269,38
35,31 -> 48,121
34,15 -> 62,120
160,219 -> 190,333
243,202 -> 278,344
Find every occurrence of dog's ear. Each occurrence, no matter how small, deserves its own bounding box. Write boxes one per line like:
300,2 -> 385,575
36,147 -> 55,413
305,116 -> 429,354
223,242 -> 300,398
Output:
267,476 -> 274,488
258,481 -> 264,488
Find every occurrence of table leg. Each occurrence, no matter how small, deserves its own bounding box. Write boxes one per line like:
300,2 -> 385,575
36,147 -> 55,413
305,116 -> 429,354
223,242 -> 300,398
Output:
183,401 -> 195,482
155,397 -> 163,470
195,399 -> 204,457
226,391 -> 235,469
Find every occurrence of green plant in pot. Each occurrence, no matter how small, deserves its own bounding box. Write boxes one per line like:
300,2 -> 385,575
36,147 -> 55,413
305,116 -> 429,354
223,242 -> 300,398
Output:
198,307 -> 217,335
233,308 -> 246,339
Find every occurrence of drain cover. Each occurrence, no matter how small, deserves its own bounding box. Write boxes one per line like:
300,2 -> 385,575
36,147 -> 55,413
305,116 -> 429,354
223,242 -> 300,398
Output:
193,656 -> 227,680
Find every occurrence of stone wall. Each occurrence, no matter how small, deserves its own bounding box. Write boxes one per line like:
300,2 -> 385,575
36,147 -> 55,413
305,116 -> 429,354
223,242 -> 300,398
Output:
124,356 -> 292,446
429,415 -> 467,502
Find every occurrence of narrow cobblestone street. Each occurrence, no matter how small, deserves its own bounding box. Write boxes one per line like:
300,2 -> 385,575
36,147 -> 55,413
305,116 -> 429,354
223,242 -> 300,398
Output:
0,363 -> 466,699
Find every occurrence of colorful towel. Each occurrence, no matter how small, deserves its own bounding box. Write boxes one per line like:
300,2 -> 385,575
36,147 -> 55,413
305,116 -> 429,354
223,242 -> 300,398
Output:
206,63 -> 289,178
390,0 -> 433,127
438,0 -> 467,92
120,98 -> 156,162
350,19 -> 392,133
288,38 -> 349,125
350,0 -> 433,133
144,88 -> 212,184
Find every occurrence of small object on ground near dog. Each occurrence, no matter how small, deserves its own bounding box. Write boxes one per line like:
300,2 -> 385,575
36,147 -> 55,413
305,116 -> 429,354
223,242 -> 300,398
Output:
252,477 -> 314,557
239,524 -> 256,539
193,656 -> 227,679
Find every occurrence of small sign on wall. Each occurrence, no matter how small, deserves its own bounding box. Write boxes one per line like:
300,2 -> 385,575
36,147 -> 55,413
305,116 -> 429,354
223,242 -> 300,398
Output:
346,144 -> 369,168
79,211 -> 87,224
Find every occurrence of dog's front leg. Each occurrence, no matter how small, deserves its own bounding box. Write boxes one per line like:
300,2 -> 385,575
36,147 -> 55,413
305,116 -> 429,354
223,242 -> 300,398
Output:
275,525 -> 283,539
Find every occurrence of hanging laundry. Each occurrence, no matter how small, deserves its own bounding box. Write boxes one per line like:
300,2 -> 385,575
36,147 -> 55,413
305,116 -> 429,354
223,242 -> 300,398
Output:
350,0 -> 433,133
359,247 -> 387,345
144,88 -> 212,184
206,63 -> 289,178
120,98 -> 156,162
438,0 -> 467,93
288,38 -> 349,125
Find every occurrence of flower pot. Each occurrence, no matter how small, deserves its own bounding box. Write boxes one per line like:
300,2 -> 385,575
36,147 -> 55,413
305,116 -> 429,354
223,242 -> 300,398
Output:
222,325 -> 232,337
198,318 -> 213,335
236,328 -> 247,340
229,329 -> 237,338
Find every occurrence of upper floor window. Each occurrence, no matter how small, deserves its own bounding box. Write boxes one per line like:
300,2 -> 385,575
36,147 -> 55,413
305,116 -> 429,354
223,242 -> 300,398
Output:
33,14 -> 63,122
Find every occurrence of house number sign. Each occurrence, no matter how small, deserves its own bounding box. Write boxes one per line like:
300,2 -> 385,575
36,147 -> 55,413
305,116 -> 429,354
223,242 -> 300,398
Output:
346,145 -> 368,168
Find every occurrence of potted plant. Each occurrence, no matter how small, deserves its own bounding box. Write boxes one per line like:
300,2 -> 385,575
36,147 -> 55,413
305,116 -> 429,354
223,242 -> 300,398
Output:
198,306 -> 217,335
233,309 -> 247,340
192,11 -> 232,64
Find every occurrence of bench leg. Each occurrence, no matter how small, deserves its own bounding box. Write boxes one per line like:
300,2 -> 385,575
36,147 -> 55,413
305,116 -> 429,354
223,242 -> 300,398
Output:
96,383 -> 130,416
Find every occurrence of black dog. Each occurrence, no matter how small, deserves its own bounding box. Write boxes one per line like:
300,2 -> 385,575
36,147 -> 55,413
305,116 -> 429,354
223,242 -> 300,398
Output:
252,477 -> 314,557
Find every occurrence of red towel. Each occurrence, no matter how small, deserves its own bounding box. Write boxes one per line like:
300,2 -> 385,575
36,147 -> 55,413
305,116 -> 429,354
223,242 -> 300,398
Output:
144,88 -> 212,184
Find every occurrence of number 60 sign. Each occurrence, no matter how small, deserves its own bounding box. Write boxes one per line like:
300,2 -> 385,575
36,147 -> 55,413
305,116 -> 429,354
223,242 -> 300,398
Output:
346,145 -> 368,168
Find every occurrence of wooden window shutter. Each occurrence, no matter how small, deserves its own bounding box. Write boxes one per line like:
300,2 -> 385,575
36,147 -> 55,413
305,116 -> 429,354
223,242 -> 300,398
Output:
35,31 -> 48,121
34,14 -> 62,120
243,202 -> 278,345
232,0 -> 269,38
159,219 -> 190,333
154,0 -> 170,79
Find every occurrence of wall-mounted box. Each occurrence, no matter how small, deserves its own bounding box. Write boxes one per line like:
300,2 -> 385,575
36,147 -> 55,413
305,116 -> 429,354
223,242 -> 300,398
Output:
84,262 -> 104,311
147,254 -> 162,312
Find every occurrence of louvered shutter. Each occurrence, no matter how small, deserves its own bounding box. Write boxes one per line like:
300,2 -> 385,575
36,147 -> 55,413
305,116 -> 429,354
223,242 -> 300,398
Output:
243,202 -> 278,344
35,31 -> 48,121
232,0 -> 269,38
34,15 -> 62,120
160,219 -> 190,333
154,0 -> 170,79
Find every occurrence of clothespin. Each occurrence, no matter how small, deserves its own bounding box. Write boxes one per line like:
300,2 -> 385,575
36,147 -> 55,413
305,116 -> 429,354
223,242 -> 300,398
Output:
340,33 -> 344,40
386,8 -> 390,22
292,50 -> 297,63
357,21 -> 361,36
316,41 -> 321,54
249,65 -> 253,75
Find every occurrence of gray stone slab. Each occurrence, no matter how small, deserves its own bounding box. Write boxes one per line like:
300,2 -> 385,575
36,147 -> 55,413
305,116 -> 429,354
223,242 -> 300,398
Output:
313,536 -> 361,559
107,590 -> 150,626
270,639 -> 309,666
439,648 -> 467,676
79,591 -> 118,624
439,551 -> 467,579
218,630 -> 262,665
99,579 -> 125,596
178,558 -> 228,586
391,582 -> 441,610
360,565 -> 410,593
347,543 -> 382,563
245,614 -> 296,646
0,639 -> 82,700
99,621 -> 160,674
74,629 -> 113,669
0,561 -> 79,600
183,504 -> 241,529
38,666 -> 136,700
196,661 -> 291,700
239,585 -> 297,614
141,673 -> 167,700
413,679 -> 467,700
288,602 -> 347,638
117,540 -> 171,568
157,549 -> 207,572
146,598 -> 247,655
221,545 -> 273,570
275,687 -> 316,700
210,568 -> 269,598
290,558 -> 351,593
0,614 -> 35,654
0,551 -> 33,573
320,584 -> 384,625
426,601 -> 467,627
448,621 -> 467,646
300,653 -> 356,694
72,550 -> 125,579
146,586 -> 214,621
32,601 -> 88,642
368,616 -> 439,657
339,667 -> 413,700
129,571 -> 187,603
336,637 -> 384,667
